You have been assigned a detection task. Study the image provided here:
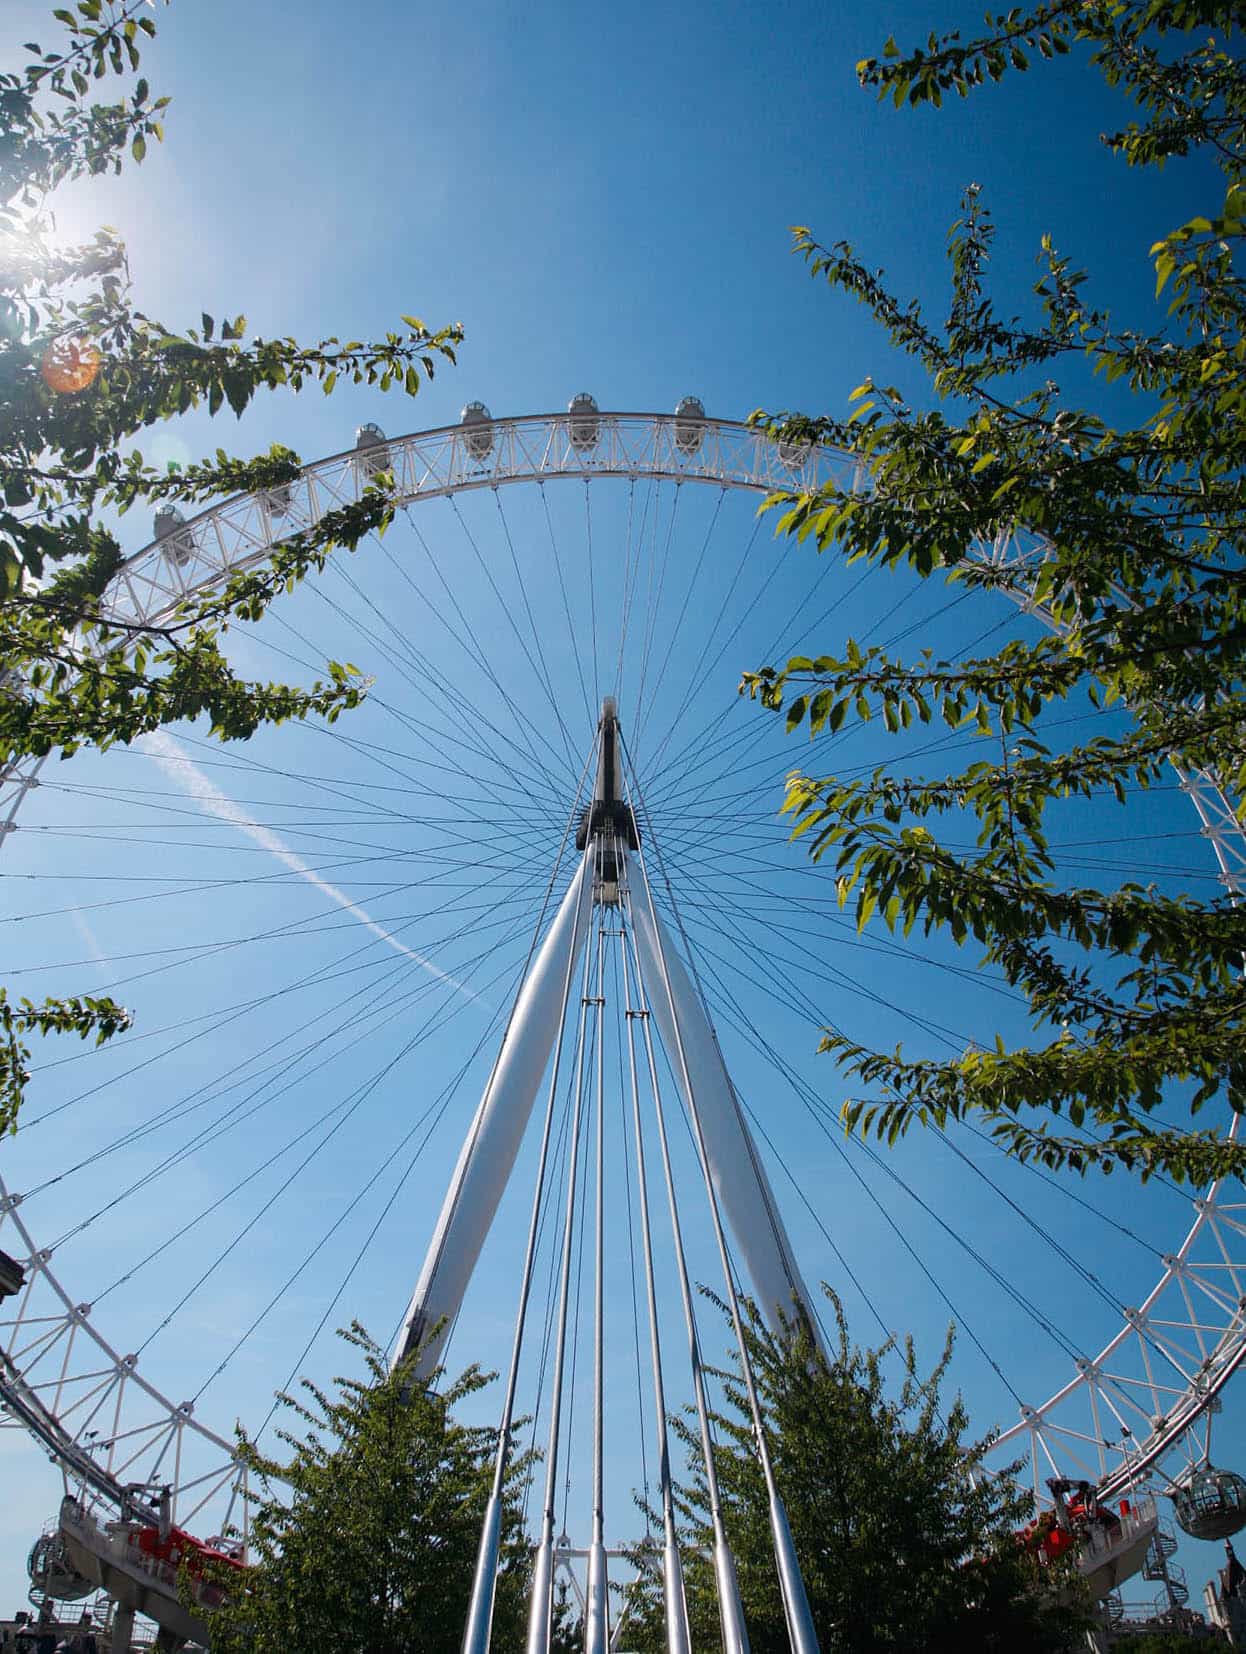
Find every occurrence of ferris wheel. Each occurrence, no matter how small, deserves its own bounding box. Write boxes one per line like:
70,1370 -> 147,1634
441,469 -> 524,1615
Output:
1,400 -> 1244,1649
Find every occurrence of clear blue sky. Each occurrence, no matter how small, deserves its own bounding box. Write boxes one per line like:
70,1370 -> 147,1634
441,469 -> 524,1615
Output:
0,0 -> 1235,1627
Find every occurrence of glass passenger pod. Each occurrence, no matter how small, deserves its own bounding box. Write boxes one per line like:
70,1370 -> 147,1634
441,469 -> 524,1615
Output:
353,422 -> 391,481
460,401 -> 494,463
1175,1467 -> 1246,1541
153,505 -> 195,568
0,1244 -> 24,1297
567,392 -> 600,453
673,395 -> 706,455
778,428 -> 812,470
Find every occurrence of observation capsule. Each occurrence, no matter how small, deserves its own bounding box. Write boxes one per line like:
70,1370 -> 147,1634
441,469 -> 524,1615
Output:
460,401 -> 494,463
567,392 -> 600,453
0,1243 -> 24,1297
1174,1467 -> 1246,1542
153,504 -> 194,568
777,427 -> 812,471
673,395 -> 706,455
354,422 -> 390,480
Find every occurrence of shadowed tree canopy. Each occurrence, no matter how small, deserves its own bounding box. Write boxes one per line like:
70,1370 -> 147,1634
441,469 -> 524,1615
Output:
0,1 -> 460,1130
205,1326 -> 533,1654
623,1291 -> 1088,1652
743,0 -> 1246,1186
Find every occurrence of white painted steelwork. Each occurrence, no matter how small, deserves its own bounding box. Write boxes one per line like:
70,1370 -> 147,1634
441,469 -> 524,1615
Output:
393,849 -> 595,1377
0,408 -> 1241,1576
629,864 -> 825,1349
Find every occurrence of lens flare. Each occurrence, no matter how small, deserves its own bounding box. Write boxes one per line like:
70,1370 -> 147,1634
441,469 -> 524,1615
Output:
41,338 -> 101,394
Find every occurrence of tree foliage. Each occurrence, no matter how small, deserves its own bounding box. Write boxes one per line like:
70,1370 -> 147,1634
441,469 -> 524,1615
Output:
743,0 -> 1246,1183
206,1326 -> 532,1654
1112,1634 -> 1222,1654
624,1291 -> 1088,1652
0,2 -> 460,1130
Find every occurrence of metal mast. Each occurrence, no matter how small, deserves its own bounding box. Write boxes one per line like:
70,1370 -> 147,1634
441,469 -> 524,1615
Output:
398,698 -> 822,1651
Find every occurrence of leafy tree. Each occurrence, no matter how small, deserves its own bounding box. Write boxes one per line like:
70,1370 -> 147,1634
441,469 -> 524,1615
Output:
742,0 -> 1246,1186
0,1 -> 460,1130
1113,1635 -> 1220,1653
624,1291 -> 1088,1653
206,1325 -> 532,1654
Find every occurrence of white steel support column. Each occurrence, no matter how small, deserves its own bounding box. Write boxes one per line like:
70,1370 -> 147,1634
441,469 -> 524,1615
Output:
627,847 -> 820,1654
626,852 -> 824,1350
395,849 -> 595,1377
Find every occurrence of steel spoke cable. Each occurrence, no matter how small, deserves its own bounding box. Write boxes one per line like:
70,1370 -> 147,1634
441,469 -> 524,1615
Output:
630,482 -> 682,738
449,488 -> 582,760
528,911 -> 599,1649
612,476 -> 639,704
36,775 -> 432,821
739,1097 -> 891,1345
622,840 -> 815,1652
583,479 -> 601,716
343,517 -> 576,797
654,860 -> 1014,998
18,931 -> 427,1141
32,777 -> 416,824
493,485 -> 580,771
538,482 -> 594,732
5,813 -> 561,870
616,887 -> 748,1654
18,857 -> 552,1143
686,897 -> 1183,1390
641,506 -> 768,781
616,471 -> 663,714
667,871 -> 975,1050
957,1118 -> 1165,1259
611,933 -> 651,1529
561,953 -> 600,1539
632,487 -> 727,754
617,918 -> 694,1640
643,573 -> 1016,808
138,950 -> 515,1373
10,884 -> 539,987
244,589 -> 563,811
642,693 -> 1106,826
304,577 -> 572,811
677,883 -> 1162,1308
138,1061 -> 409,1360
194,1015 -> 505,1407
2,836 -> 552,926
72,893 -> 528,1226
640,553 -> 883,792
252,995 -> 516,1445
21,755 -> 582,1137
928,1127 -> 1144,1317
518,1069 -> 582,1537
671,866 -> 1018,1011
405,496 -> 582,787
684,947 -> 1025,1407
38,899 -> 518,1233
627,729 -> 1036,1426
174,709 -> 549,825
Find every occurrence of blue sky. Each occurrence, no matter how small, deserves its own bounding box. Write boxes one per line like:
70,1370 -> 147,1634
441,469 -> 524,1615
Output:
0,0 -> 1238,1628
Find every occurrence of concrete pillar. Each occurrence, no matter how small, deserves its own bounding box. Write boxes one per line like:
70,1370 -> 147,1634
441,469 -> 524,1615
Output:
109,1605 -> 134,1654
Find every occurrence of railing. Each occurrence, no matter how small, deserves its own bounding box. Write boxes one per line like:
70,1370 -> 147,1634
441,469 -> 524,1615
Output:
1077,1495 -> 1157,1568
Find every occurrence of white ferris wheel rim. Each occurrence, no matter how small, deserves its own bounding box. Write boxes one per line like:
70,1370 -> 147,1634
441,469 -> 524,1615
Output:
0,406 -> 1242,1534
